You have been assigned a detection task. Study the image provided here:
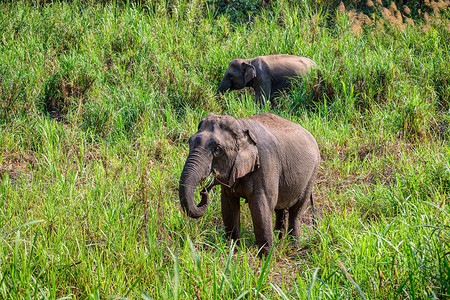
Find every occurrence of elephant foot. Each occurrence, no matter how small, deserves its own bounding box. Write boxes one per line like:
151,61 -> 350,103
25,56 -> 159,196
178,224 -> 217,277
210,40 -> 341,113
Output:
289,238 -> 300,249
256,242 -> 274,258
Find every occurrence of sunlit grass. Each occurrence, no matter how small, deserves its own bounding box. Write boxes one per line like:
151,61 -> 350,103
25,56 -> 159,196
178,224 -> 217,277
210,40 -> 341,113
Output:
0,0 -> 448,298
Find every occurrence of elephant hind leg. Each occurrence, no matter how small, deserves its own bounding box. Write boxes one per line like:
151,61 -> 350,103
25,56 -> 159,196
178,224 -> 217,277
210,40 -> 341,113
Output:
287,188 -> 314,239
287,204 -> 302,240
274,209 -> 288,239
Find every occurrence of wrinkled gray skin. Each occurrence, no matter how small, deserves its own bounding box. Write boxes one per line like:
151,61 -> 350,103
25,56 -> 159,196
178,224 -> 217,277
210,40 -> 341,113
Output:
216,55 -> 317,106
179,113 -> 320,256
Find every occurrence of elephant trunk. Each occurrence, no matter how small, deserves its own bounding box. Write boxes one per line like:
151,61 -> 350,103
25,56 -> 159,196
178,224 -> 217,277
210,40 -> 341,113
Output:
179,154 -> 211,219
216,79 -> 230,95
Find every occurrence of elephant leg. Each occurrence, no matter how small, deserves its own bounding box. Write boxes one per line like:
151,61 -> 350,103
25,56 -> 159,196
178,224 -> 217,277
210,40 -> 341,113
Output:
268,90 -> 280,108
269,97 -> 278,109
287,204 -> 302,240
288,201 -> 308,240
254,83 -> 271,107
221,186 -> 241,243
248,197 -> 274,256
255,92 -> 268,107
288,188 -> 314,239
274,208 -> 288,239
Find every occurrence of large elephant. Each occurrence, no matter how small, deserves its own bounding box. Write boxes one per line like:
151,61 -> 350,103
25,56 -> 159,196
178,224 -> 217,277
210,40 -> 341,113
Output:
216,54 -> 317,106
179,113 -> 320,256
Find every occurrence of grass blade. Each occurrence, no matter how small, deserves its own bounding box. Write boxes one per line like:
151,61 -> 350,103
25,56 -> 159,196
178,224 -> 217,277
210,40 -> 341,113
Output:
337,259 -> 367,300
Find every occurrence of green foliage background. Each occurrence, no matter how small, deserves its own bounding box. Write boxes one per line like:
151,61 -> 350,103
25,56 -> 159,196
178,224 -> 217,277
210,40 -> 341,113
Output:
0,0 -> 449,298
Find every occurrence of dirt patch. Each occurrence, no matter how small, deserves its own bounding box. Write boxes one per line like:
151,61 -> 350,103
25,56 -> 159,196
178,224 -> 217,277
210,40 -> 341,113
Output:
0,152 -> 36,183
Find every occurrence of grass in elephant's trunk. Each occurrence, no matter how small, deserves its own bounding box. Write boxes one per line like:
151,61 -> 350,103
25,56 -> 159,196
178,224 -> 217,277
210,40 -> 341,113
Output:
199,172 -> 215,191
197,169 -> 229,202
196,172 -> 216,202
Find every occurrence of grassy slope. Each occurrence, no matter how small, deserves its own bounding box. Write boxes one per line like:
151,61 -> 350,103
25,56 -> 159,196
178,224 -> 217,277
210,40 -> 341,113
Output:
0,1 -> 449,298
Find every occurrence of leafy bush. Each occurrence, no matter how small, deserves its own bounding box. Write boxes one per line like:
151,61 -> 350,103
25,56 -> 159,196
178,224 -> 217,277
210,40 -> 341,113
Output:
207,0 -> 262,23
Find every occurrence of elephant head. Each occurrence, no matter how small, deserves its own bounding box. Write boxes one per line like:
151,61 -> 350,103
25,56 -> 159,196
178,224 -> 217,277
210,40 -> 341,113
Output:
179,114 -> 259,219
216,59 -> 256,95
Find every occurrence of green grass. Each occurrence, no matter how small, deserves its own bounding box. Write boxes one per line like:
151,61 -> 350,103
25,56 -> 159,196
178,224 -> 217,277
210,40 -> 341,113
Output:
0,0 -> 449,298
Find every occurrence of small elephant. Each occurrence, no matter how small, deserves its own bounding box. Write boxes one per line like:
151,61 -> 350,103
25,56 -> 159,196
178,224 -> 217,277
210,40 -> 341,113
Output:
179,113 -> 320,256
216,54 -> 317,106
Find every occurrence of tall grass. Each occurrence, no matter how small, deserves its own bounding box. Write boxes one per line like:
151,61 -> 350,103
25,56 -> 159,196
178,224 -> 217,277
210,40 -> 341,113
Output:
0,0 -> 449,298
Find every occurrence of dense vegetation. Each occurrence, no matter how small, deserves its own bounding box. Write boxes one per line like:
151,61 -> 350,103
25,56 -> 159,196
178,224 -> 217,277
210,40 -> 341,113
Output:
0,0 -> 449,298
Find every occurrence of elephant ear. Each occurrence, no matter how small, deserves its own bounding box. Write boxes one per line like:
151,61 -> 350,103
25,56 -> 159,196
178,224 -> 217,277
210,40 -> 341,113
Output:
229,129 -> 259,187
241,62 -> 256,85
197,119 -> 204,130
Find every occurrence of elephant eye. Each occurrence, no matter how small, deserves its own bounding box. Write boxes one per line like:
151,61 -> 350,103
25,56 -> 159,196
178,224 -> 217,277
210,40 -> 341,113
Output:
213,145 -> 222,156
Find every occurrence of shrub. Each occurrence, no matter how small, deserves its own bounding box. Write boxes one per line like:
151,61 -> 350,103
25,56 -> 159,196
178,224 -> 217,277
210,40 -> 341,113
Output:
207,0 -> 262,23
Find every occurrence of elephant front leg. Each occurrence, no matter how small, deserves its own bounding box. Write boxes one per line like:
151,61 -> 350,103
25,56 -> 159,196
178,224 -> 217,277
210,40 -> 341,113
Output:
254,83 -> 271,107
248,197 -> 274,257
221,186 -> 241,244
255,92 -> 268,107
